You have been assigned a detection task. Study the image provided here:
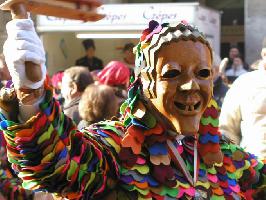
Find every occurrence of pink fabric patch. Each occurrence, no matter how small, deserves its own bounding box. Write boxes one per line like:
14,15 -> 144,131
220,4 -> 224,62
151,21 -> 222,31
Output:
177,187 -> 195,198
144,25 -> 162,41
136,157 -> 146,165
230,184 -> 240,193
177,145 -> 183,154
207,174 -> 218,183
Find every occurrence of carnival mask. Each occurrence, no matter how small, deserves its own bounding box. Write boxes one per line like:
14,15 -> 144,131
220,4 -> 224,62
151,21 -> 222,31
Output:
147,40 -> 213,135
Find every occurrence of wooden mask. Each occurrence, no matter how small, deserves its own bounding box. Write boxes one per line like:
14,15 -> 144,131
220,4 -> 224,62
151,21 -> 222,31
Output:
135,21 -> 213,135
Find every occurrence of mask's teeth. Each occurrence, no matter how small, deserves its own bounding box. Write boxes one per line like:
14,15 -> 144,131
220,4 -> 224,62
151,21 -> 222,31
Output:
194,101 -> 201,110
189,105 -> 194,111
185,105 -> 189,111
175,102 -> 186,110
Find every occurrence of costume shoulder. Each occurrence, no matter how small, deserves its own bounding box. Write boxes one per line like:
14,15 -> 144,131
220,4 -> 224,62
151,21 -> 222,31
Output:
199,99 -> 265,198
219,137 -> 265,197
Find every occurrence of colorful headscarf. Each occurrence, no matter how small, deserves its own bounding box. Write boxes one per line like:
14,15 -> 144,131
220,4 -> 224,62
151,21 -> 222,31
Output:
98,61 -> 130,87
51,71 -> 64,89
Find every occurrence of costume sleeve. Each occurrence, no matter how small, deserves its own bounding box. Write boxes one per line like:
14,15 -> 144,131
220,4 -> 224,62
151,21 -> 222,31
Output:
219,80 -> 242,144
0,86 -> 121,199
0,137 -> 33,199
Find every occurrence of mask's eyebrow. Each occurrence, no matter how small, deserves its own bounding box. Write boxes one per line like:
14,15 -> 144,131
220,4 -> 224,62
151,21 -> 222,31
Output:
161,62 -> 181,76
198,58 -> 212,67
197,64 -> 211,69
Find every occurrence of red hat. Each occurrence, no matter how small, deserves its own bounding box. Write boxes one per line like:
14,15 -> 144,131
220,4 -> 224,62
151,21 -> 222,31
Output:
97,61 -> 130,87
51,71 -> 64,88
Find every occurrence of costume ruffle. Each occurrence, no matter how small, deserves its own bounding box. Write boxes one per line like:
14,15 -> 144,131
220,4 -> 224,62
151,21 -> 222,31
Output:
0,82 -> 265,199
117,79 -> 265,199
0,125 -> 33,199
0,85 -> 120,199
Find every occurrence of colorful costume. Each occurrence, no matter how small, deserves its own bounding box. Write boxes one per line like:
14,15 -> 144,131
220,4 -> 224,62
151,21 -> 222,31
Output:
0,83 -> 34,199
0,121 -> 33,199
0,79 -> 265,199
0,19 -> 265,200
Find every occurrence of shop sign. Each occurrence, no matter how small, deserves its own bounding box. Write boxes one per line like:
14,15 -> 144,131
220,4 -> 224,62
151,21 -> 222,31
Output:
37,3 -> 197,31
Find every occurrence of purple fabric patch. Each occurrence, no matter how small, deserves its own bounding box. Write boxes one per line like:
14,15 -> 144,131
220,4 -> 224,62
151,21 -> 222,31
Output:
121,175 -> 134,183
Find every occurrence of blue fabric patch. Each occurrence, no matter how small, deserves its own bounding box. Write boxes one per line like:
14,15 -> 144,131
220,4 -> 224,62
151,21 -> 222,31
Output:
199,133 -> 219,144
148,142 -> 168,155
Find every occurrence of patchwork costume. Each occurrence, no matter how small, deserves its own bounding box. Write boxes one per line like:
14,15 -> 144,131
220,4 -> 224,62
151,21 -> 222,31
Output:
0,80 -> 265,200
0,84 -> 34,199
0,130 -> 33,199
0,19 -> 265,200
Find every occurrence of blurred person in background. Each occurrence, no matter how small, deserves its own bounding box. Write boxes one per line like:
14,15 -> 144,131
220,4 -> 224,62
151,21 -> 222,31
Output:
90,69 -> 102,82
212,52 -> 229,108
0,54 -> 11,88
122,42 -> 135,75
75,39 -> 103,72
97,61 -> 130,106
78,84 -> 119,130
219,50 -> 266,159
225,56 -> 248,84
61,66 -> 94,124
224,45 -> 249,71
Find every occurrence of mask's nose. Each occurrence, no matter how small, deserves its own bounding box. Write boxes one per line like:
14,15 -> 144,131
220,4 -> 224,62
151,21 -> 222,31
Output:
180,79 -> 200,91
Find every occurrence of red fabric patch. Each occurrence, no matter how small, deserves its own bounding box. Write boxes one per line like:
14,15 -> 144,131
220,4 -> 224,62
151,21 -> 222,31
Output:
152,165 -> 176,187
202,106 -> 219,118
198,124 -> 219,135
119,147 -> 137,168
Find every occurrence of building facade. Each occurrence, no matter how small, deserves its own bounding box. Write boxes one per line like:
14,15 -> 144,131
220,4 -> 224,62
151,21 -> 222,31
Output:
0,0 -> 265,67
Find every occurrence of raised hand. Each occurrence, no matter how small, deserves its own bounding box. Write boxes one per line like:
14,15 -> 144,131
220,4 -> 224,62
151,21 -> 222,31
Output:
3,2 -> 46,105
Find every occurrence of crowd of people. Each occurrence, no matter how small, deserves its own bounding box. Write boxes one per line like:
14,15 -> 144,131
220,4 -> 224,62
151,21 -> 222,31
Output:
0,4 -> 265,200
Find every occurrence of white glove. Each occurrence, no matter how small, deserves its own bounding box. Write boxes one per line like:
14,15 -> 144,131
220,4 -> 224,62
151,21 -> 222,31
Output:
3,18 -> 46,89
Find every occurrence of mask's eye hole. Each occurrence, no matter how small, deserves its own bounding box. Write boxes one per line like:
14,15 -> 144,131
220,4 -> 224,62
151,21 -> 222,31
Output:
161,63 -> 181,79
197,69 -> 211,79
162,69 -> 181,78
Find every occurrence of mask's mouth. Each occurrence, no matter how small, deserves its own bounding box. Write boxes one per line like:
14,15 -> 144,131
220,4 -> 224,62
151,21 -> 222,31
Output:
174,100 -> 202,114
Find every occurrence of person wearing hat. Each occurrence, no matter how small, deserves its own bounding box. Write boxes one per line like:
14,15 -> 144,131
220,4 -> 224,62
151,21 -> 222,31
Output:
97,60 -> 131,111
75,39 -> 103,72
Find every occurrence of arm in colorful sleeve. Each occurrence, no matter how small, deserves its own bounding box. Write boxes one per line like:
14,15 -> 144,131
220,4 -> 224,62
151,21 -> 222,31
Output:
0,133 -> 33,199
0,85 -> 121,199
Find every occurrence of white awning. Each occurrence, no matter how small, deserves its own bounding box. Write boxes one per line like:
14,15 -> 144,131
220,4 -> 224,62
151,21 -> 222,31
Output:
36,2 -> 220,54
36,2 -> 198,32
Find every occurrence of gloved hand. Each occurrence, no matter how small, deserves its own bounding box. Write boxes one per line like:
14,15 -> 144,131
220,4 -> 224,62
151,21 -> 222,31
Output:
3,18 -> 46,90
